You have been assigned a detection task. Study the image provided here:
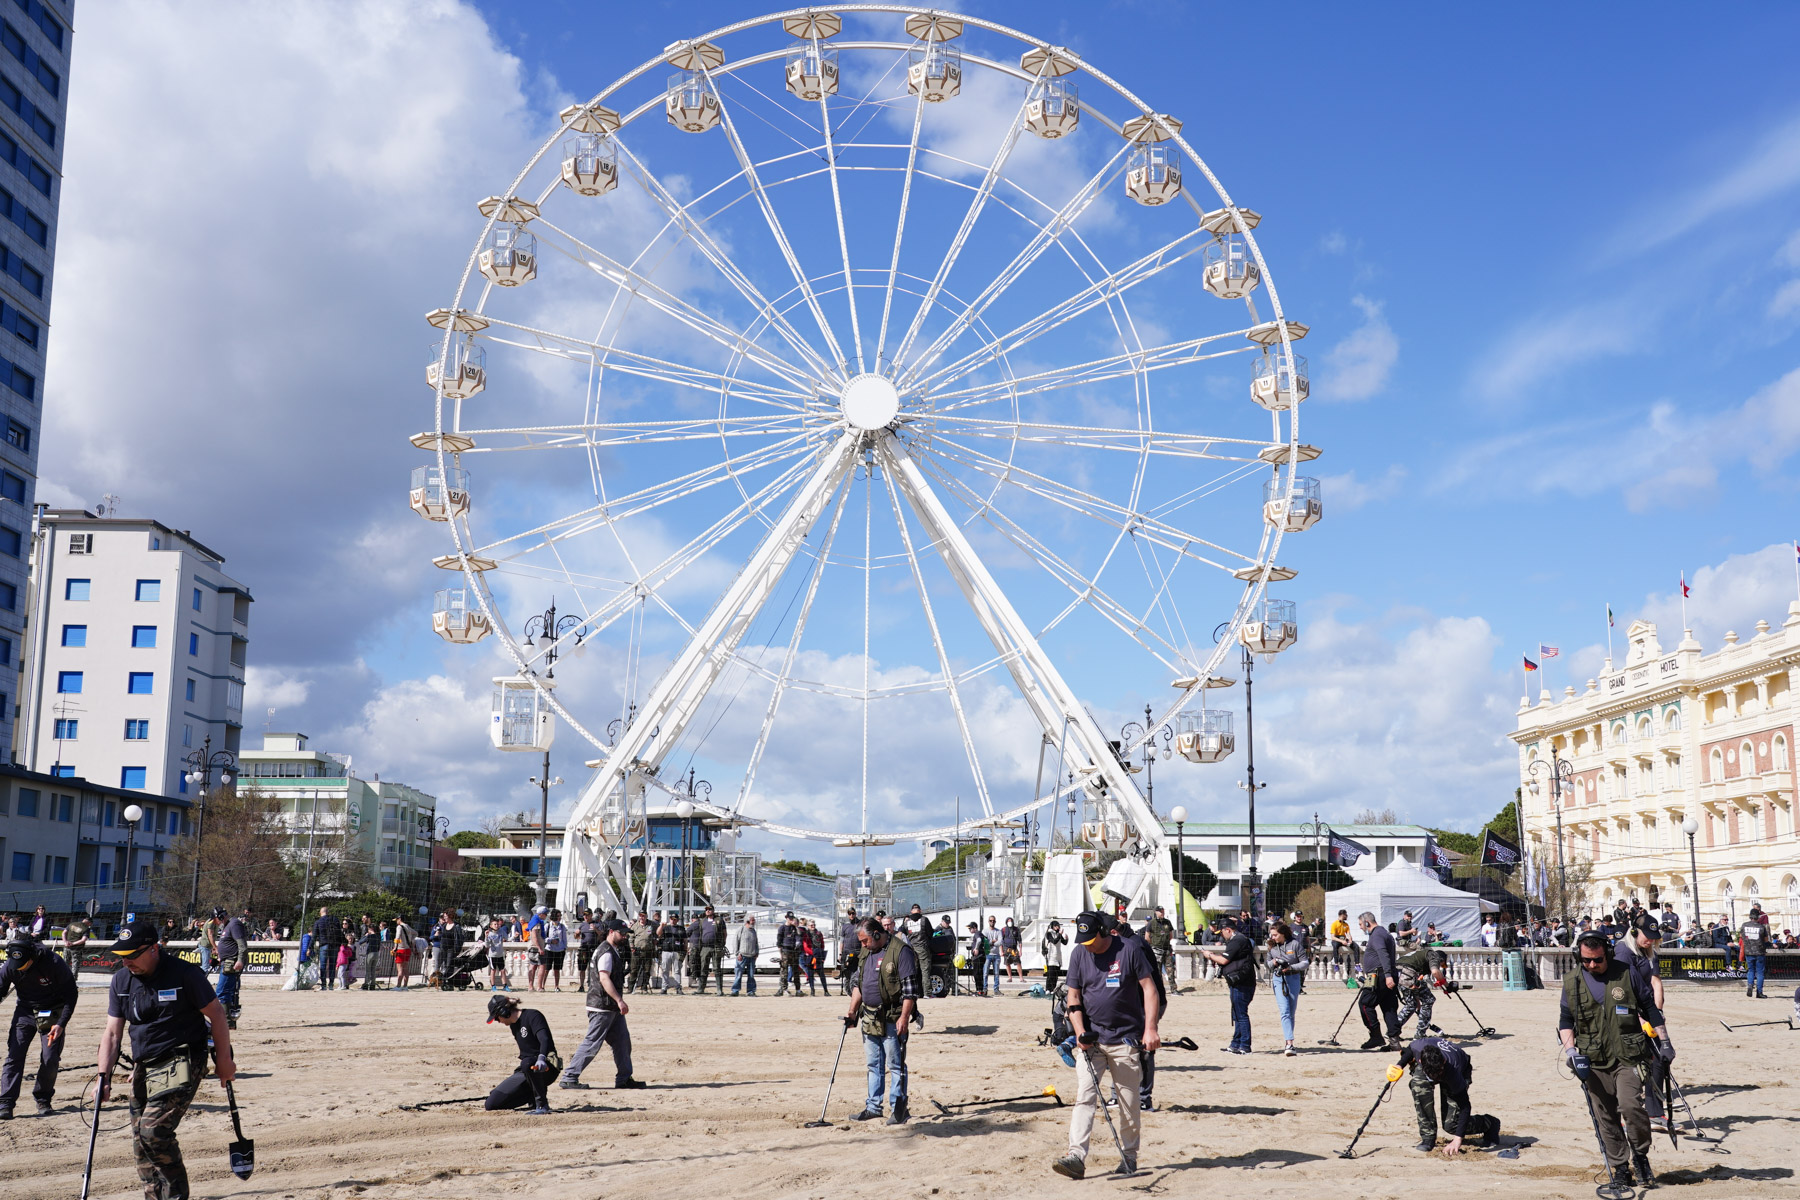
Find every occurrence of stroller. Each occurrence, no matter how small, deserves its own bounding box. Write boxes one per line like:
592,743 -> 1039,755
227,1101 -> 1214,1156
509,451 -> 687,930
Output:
434,942 -> 487,991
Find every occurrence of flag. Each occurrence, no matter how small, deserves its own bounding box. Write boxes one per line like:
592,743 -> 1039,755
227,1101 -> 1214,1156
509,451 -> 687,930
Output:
1424,837 -> 1454,883
1328,830 -> 1371,868
1478,828 -> 1522,875
1607,605 -> 1614,628
1680,573 -> 1690,598
1522,655 -> 1538,672
1539,644 -> 1560,659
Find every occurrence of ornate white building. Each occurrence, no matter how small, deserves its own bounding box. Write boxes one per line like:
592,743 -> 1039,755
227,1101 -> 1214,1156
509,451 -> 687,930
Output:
1510,606 -> 1799,929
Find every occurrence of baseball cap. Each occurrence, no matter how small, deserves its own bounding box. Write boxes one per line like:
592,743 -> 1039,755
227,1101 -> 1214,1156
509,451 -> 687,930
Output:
1633,914 -> 1663,940
486,994 -> 520,1023
1074,911 -> 1107,945
109,915 -> 158,958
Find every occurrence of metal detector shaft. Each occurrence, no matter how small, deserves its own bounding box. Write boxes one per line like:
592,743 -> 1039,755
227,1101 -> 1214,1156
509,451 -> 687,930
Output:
79,1075 -> 104,1200
1451,987 -> 1497,1036
1578,1073 -> 1636,1199
1337,1078 -> 1392,1159
1081,1047 -> 1127,1163
1321,988 -> 1361,1045
1719,1018 -> 1792,1031
805,1023 -> 850,1128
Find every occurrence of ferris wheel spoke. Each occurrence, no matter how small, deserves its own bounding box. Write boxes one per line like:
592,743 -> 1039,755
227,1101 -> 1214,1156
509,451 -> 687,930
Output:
887,77 -> 1041,374
896,140 -> 1134,390
474,432 -> 818,558
458,414 -> 814,453
914,455 -> 1189,674
930,331 -> 1258,413
817,64 -> 864,374
927,435 -> 1258,574
706,70 -> 852,376
533,218 -> 819,394
877,451 -> 997,818
733,470 -> 854,816
612,139 -> 839,384
874,89 -> 929,370
925,415 -> 1274,462
919,228 -> 1211,393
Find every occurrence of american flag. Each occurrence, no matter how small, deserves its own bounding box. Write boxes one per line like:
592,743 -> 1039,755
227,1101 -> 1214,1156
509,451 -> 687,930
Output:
1538,643 -> 1560,659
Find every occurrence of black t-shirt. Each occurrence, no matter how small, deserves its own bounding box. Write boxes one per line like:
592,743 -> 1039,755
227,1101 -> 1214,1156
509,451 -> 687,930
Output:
216,918 -> 247,961
1065,936 -> 1155,1045
510,1008 -> 557,1067
1219,932 -> 1255,986
107,954 -> 217,1063
1398,1036 -> 1473,1134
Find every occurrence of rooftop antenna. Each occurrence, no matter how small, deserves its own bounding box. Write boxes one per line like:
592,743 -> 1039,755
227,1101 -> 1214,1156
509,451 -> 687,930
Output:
95,493 -> 121,517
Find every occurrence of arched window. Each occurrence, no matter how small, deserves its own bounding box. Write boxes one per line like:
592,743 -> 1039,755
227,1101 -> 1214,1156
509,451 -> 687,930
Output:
1785,875 -> 1798,915
1741,741 -> 1756,777
1665,709 -> 1682,734
1613,723 -> 1626,745
1774,736 -> 1789,771
1637,717 -> 1652,740
1710,748 -> 1724,782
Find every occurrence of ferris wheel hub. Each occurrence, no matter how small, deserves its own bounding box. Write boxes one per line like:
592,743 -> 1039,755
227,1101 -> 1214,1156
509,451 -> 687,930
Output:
839,372 -> 901,431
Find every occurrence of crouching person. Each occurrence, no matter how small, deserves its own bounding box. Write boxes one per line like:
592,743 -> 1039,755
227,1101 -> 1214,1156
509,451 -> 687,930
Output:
484,995 -> 557,1115
1395,1035 -> 1499,1156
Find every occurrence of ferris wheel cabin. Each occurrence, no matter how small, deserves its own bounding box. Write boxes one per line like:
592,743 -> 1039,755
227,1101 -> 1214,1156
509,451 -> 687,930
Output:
1240,598 -> 1299,655
785,42 -> 839,100
1203,234 -> 1260,299
666,71 -> 721,132
477,224 -> 537,288
492,676 -> 557,753
1252,349 -> 1308,411
1126,144 -> 1181,206
1262,476 -> 1322,533
908,40 -> 962,102
409,464 -> 469,522
432,588 -> 490,644
1025,78 -> 1079,138
426,336 -> 485,400
1177,709 -> 1235,764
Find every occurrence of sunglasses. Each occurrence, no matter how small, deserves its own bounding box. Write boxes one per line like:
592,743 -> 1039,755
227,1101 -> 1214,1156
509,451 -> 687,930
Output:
1578,955 -> 1607,965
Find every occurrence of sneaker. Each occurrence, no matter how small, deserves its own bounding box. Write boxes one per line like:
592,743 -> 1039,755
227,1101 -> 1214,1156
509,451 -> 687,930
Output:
1284,1045 -> 1297,1057
849,1108 -> 884,1122
1647,1116 -> 1672,1136
529,1103 -> 552,1116
1413,1137 -> 1437,1153
616,1079 -> 648,1090
1050,1154 -> 1085,1180
34,1101 -> 53,1117
1140,1099 -> 1156,1112
558,1080 -> 589,1090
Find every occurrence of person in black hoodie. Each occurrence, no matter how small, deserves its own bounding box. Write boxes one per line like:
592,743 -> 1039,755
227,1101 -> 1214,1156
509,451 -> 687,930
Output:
1356,912 -> 1402,1050
312,907 -> 345,991
484,994 -> 557,1114
0,933 -> 78,1117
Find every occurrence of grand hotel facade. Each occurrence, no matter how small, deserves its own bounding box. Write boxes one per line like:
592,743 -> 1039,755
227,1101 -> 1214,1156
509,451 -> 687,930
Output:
1510,605 -> 1798,928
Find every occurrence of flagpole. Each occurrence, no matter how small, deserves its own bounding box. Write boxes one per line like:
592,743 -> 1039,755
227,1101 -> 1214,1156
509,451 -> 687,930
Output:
1605,604 -> 1614,664
1792,542 -> 1799,605
1680,571 -> 1689,631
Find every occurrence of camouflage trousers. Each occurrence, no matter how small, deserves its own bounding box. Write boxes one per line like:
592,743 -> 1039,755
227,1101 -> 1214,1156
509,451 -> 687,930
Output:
1409,1068 -> 1467,1141
1396,986 -> 1435,1037
129,1053 -> 204,1200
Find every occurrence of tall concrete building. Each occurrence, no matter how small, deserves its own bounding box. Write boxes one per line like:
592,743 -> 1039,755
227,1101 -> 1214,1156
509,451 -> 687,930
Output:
0,0 -> 72,764
18,511 -> 251,800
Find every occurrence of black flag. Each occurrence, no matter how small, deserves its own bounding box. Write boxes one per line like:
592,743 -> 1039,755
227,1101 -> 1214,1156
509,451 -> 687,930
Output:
1328,831 -> 1370,868
1425,837 -> 1455,883
1478,828 -> 1522,875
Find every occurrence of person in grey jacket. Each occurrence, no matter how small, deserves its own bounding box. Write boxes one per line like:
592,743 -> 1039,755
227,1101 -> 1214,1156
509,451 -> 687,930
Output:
1357,912 -> 1401,1050
730,917 -> 760,996
1266,921 -> 1308,1056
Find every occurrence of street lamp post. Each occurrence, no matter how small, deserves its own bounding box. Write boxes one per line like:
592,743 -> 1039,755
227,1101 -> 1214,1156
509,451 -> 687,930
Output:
1682,814 -> 1701,934
1170,805 -> 1188,943
120,804 -> 144,925
675,800 -> 695,922
1527,751 -> 1575,928
527,757 -> 564,910
1215,624 -> 1266,920
182,735 -> 237,918
522,598 -> 583,910
424,814 -> 451,915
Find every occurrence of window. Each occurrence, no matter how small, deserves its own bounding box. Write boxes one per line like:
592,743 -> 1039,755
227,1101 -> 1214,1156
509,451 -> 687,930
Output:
134,579 -> 161,602
102,800 -> 114,826
66,532 -> 90,554
0,185 -> 43,245
4,417 -> 27,451
0,636 -> 10,667
0,580 -> 14,611
0,239 -> 40,294
191,587 -> 202,611
188,632 -> 198,656
1777,737 -> 1790,771
149,536 -> 159,550
0,522 -> 17,556
15,785 -> 34,816
184,679 -> 195,701
55,669 -> 79,692
59,623 -> 84,646
63,577 -> 88,601
0,22 -> 57,96
131,625 -> 156,648
0,298 -> 35,346
53,793 -> 68,821
124,719 -> 148,740
8,851 -> 27,880
181,723 -> 192,748
13,1 -> 63,51
120,767 -> 146,790
0,127 -> 48,194
126,672 -> 153,694
0,72 -> 56,145
0,469 -> 21,501
51,717 -> 73,739
178,775 -> 186,795
49,764 -> 70,777
47,855 -> 65,885
0,353 -> 30,400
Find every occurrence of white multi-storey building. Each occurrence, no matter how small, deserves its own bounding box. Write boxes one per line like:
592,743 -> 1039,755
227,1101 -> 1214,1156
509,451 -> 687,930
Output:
1510,608 -> 1799,928
17,511 -> 251,802
238,732 -> 437,889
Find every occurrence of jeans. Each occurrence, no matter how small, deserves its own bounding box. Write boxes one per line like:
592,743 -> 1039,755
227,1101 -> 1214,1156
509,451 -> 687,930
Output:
1272,972 -> 1302,1042
1228,981 -> 1255,1051
862,1021 -> 908,1114
319,945 -> 340,988
217,968 -> 242,1014
1746,955 -> 1767,994
732,955 -> 758,995
563,1010 -> 632,1085
983,951 -> 1001,992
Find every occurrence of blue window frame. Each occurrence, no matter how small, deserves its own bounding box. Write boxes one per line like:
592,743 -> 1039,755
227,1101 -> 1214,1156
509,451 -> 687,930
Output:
101,801 -> 113,826
0,520 -> 16,555
0,353 -> 31,400
0,299 -> 33,347
191,587 -> 202,611
0,127 -> 47,195
0,469 -> 22,501
0,580 -> 13,611
55,669 -> 79,692
135,579 -> 161,602
126,672 -> 153,695
47,856 -> 64,884
0,72 -> 54,146
0,239 -> 40,295
8,851 -> 28,880
51,716 -> 73,738
131,625 -> 156,648
166,810 -> 179,835
0,21 -> 57,97
120,766 -> 147,790
188,632 -> 198,656
15,786 -> 34,816
185,679 -> 195,701
4,417 -> 26,450
124,719 -> 149,740
49,764 -> 70,778
59,623 -> 83,646
0,184 -> 42,245
0,635 -> 11,666
178,775 -> 187,795
11,1 -> 63,51
64,577 -> 88,601
54,793 -> 69,821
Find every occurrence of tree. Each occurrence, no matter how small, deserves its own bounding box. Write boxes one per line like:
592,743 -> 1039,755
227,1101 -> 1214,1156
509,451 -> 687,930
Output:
337,889 -> 416,928
150,785 -> 302,922
1428,828 -> 1478,855
1540,855 -> 1595,923
446,830 -> 499,850
1170,849 -> 1216,904
1353,807 -> 1402,826
441,865 -> 534,920
1265,860 -> 1356,919
900,844 -> 989,878
764,859 -> 827,878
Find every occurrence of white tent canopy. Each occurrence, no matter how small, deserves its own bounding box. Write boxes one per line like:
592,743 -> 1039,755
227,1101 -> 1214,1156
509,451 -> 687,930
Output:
1324,860 -> 1497,945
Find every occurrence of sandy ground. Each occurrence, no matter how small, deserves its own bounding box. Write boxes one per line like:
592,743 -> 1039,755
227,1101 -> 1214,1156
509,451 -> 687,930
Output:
5,976 -> 1796,1200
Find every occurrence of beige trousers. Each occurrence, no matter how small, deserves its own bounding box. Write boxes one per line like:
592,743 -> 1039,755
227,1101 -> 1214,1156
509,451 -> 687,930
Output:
1068,1042 -> 1142,1162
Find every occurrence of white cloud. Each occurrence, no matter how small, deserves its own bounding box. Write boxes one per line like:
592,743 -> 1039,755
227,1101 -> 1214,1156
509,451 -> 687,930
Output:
244,665 -> 312,715
1770,278 -> 1800,321
1320,295 -> 1397,401
1318,230 -> 1347,255
1319,466 -> 1406,513
1607,112 -> 1800,258
1634,541 -> 1800,649
1472,295 -> 1658,400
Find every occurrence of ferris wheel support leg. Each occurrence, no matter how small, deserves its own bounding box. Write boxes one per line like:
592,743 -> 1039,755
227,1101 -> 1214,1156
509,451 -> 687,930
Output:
564,434 -> 860,875
879,435 -> 1164,857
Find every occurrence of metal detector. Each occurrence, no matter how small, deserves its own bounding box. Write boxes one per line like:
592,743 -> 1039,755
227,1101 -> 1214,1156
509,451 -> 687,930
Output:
1337,1072 -> 1394,1159
1080,1046 -> 1129,1167
78,1074 -> 105,1200
1718,1017 -> 1795,1032
1575,1074 -> 1637,1199
803,1023 -> 851,1128
1319,982 -> 1363,1046
930,1085 -> 1061,1117
1444,985 -> 1498,1038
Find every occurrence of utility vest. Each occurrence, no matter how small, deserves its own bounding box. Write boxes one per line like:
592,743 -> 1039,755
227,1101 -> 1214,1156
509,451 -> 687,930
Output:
589,942 -> 629,1012
1561,960 -> 1650,1071
861,937 -> 908,1035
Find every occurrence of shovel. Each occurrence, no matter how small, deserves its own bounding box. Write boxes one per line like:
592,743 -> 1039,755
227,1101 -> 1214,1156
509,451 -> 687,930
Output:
223,1081 -> 254,1179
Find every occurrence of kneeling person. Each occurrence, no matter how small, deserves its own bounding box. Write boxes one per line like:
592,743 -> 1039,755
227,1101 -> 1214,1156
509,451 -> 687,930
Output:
485,995 -> 558,1114
1053,910 -> 1161,1180
1395,1036 -> 1498,1155
559,920 -> 645,1091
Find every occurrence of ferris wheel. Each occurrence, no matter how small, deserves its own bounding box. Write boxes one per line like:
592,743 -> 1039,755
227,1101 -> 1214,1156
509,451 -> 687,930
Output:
412,6 -> 1320,914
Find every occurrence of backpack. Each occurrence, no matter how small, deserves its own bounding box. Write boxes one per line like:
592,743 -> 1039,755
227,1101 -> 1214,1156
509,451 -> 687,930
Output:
1040,989 -> 1073,1046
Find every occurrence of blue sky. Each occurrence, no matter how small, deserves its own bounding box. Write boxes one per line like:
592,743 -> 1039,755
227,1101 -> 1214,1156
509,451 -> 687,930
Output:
40,3 -> 1800,870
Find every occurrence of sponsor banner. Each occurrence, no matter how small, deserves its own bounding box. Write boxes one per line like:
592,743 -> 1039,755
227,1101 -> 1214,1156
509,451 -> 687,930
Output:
1656,951 -> 1800,983
72,943 -> 288,975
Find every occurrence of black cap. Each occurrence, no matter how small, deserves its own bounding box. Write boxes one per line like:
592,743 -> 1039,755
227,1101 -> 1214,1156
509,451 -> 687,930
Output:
1074,911 -> 1107,945
486,994 -> 520,1023
109,916 -> 159,958
1633,914 -> 1663,940
4,932 -> 35,963
212,906 -> 228,920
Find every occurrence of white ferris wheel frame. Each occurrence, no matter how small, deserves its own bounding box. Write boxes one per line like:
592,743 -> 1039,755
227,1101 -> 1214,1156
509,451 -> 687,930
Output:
424,5 -> 1311,912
